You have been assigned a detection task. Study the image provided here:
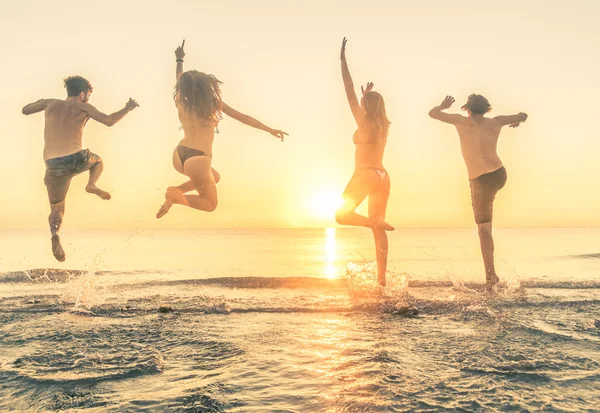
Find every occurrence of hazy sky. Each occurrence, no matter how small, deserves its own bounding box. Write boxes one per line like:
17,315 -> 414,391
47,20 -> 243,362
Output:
1,0 -> 599,229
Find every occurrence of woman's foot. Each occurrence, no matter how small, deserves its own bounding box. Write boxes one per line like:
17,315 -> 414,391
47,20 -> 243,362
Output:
156,187 -> 186,218
372,217 -> 395,231
86,184 -> 111,200
51,235 -> 65,262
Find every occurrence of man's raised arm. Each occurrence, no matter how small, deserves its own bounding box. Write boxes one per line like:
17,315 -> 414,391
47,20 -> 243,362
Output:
82,98 -> 139,127
22,99 -> 48,115
429,95 -> 467,125
495,113 -> 528,128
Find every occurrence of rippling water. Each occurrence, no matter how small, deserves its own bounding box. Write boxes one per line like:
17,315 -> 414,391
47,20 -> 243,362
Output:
0,228 -> 599,412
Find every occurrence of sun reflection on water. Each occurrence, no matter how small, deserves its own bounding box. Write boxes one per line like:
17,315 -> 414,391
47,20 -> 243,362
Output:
324,228 -> 338,279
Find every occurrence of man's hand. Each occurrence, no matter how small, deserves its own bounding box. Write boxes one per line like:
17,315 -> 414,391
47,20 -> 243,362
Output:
439,95 -> 455,110
269,129 -> 289,142
126,98 -> 139,111
175,39 -> 185,60
509,122 -> 521,128
361,82 -> 374,96
341,37 -> 348,60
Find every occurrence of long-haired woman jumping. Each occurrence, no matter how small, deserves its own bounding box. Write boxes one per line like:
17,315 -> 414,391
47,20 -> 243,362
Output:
335,38 -> 394,286
157,40 -> 288,218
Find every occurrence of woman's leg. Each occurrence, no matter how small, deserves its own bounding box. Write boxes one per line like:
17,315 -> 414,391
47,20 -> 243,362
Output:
335,170 -> 393,230
157,157 -> 217,218
179,157 -> 218,211
369,175 -> 391,286
172,167 -> 221,193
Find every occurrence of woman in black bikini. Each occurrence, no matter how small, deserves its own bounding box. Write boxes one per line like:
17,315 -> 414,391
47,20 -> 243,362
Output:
335,38 -> 395,286
157,40 -> 288,218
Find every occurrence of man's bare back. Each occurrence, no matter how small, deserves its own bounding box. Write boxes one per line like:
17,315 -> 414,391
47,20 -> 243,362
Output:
454,116 -> 504,179
42,99 -> 90,160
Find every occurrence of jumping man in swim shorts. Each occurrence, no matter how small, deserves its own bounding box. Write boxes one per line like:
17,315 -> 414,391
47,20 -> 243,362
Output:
429,94 -> 528,291
22,76 -> 138,261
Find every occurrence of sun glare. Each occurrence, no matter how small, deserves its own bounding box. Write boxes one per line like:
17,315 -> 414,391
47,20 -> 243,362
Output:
310,191 -> 344,219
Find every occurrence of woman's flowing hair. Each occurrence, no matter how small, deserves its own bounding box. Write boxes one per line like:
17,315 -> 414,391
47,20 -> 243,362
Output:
361,91 -> 391,145
174,70 -> 223,125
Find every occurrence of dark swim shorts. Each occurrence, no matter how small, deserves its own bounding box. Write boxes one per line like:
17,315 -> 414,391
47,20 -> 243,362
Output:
469,166 -> 507,224
44,149 -> 101,204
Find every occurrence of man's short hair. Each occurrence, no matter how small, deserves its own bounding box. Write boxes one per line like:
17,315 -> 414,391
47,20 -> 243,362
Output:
461,94 -> 492,115
64,76 -> 93,97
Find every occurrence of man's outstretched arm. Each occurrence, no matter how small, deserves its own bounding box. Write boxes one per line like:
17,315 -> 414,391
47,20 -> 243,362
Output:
495,113 -> 528,128
22,99 -> 48,115
83,98 -> 139,127
429,96 -> 467,125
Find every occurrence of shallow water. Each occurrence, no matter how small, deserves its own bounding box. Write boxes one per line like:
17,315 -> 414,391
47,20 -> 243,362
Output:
0,228 -> 599,412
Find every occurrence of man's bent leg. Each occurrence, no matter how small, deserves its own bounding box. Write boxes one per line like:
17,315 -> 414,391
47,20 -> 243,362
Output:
49,201 -> 66,262
86,159 -> 111,200
477,222 -> 499,290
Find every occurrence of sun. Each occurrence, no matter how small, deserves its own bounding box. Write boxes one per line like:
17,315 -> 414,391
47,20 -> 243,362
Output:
309,191 -> 344,219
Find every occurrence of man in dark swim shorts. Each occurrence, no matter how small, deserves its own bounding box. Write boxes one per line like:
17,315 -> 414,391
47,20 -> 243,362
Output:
44,149 -> 103,205
470,166 -> 507,225
429,94 -> 527,291
22,75 -> 138,261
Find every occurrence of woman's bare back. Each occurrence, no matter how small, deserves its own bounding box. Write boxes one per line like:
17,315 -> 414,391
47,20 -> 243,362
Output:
176,102 -> 217,157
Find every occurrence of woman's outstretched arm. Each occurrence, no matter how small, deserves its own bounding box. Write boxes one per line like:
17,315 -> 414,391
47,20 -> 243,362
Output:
222,102 -> 288,141
175,40 -> 185,83
340,37 -> 365,127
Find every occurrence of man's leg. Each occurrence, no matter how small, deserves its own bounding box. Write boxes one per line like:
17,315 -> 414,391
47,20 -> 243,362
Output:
49,201 -> 66,262
44,171 -> 72,262
470,178 -> 500,291
477,221 -> 499,290
85,159 -> 111,200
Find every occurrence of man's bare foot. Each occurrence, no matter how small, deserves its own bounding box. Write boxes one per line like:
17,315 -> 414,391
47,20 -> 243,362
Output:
156,187 -> 186,219
372,217 -> 395,231
378,274 -> 387,287
51,235 -> 65,262
485,274 -> 500,293
86,185 -> 111,200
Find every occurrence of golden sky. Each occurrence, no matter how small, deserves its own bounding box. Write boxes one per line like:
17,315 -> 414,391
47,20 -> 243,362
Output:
1,0 -> 599,229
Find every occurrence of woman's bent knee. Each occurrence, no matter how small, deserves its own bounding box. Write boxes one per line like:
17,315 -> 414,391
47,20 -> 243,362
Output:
335,210 -> 347,225
206,198 -> 218,212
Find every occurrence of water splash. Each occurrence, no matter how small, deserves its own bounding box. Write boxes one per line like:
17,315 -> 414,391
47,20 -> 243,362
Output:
447,269 -> 479,294
60,271 -> 106,313
346,262 -> 381,296
346,262 -> 414,314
